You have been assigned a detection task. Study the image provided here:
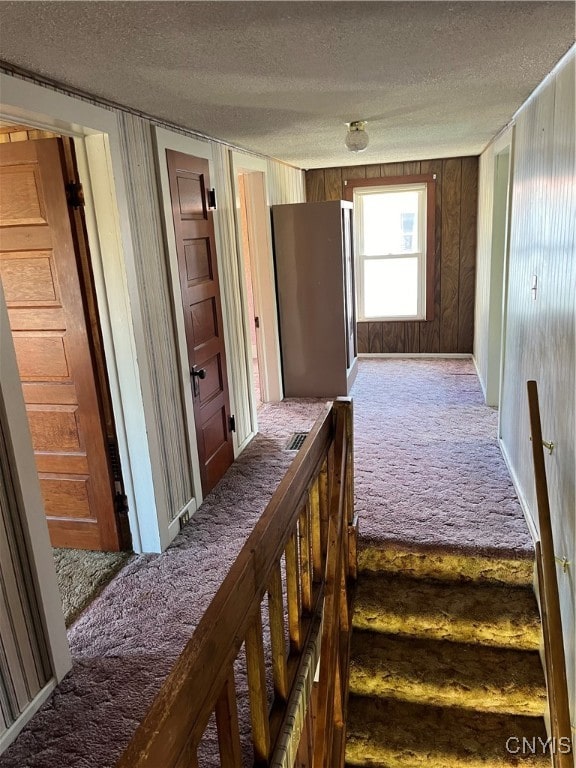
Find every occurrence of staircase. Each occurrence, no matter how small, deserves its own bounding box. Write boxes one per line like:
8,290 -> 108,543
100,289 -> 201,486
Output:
346,545 -> 550,767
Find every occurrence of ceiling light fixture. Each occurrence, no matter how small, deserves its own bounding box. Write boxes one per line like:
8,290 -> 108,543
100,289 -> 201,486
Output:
345,120 -> 369,153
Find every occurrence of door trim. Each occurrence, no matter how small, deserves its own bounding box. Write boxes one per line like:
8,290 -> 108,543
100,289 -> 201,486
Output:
0,284 -> 71,750
231,152 -> 284,404
153,129 -> 214,515
0,73 -> 164,553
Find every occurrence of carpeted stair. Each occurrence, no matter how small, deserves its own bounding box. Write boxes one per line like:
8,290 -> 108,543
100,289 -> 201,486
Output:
346,545 -> 549,767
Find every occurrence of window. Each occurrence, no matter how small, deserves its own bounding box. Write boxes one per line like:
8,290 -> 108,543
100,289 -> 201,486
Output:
347,175 -> 436,322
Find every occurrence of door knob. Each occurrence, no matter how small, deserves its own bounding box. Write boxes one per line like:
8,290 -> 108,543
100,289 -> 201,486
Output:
191,367 -> 207,396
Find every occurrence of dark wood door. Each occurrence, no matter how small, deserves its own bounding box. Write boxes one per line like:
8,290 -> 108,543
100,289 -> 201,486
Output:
166,149 -> 234,495
0,138 -> 121,550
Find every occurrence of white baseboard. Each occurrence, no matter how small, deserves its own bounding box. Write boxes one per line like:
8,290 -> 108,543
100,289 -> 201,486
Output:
358,353 -> 473,359
472,356 -> 488,401
498,438 -> 539,546
0,679 -> 57,754
167,496 -> 199,542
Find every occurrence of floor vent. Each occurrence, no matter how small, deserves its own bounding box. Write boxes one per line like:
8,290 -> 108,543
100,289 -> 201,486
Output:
286,432 -> 309,451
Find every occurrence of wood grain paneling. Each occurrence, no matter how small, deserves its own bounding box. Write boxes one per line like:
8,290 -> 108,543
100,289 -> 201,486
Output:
324,168 -> 343,201
367,322 -> 383,353
458,157 -> 478,352
380,322 -> 406,353
357,322 -> 369,354
306,156 -> 478,354
440,158 -> 462,352
305,169 -> 325,203
405,322 -> 420,353
419,159 -> 443,352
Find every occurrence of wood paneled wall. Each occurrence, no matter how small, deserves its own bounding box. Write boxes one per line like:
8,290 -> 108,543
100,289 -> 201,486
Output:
305,157 -> 478,354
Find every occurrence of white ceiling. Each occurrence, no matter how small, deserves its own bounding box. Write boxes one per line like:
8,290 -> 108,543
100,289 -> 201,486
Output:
0,2 -> 574,168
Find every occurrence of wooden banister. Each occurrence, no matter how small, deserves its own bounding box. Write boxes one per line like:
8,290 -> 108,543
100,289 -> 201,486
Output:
117,397 -> 356,768
527,381 -> 573,766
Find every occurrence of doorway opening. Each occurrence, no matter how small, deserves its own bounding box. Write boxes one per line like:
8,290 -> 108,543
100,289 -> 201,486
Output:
231,157 -> 283,420
487,146 -> 512,408
238,173 -> 264,408
0,120 -> 132,623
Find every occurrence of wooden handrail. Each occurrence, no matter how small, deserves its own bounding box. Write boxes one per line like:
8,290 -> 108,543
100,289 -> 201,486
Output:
117,397 -> 356,768
527,381 -> 573,765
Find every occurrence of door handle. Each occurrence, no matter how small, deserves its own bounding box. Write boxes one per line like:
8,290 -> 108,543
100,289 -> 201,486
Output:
191,366 -> 207,396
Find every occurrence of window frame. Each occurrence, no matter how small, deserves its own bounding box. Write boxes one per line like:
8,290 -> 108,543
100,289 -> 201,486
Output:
344,174 -> 437,322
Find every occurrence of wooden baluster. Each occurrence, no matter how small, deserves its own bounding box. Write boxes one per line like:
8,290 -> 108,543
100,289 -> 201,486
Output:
337,397 -> 354,528
309,478 -> 322,582
267,564 -> 289,702
299,503 -> 313,614
245,610 -> 271,766
314,405 -> 347,768
336,397 -> 356,580
339,536 -> 350,634
318,458 -> 329,566
285,528 -> 303,651
215,668 -> 243,767
332,658 -> 345,765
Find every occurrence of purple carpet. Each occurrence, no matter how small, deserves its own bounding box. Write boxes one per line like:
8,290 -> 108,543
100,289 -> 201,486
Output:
0,359 -> 533,768
352,358 -> 532,558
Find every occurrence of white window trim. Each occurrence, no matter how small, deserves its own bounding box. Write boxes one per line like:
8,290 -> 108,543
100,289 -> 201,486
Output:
354,182 -> 428,322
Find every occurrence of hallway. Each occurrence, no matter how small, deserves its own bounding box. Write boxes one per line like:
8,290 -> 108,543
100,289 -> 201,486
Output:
353,357 -> 533,558
0,359 -> 537,767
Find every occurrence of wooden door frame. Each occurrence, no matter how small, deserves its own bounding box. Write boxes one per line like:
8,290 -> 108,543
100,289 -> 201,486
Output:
0,73 -> 167,553
231,152 -> 284,404
154,129 -> 228,522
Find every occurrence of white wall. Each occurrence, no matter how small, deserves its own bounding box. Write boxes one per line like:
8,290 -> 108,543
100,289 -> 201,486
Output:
473,130 -> 512,405
477,48 -> 575,722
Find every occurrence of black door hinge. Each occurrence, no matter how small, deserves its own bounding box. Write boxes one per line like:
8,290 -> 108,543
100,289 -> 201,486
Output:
66,181 -> 85,209
228,415 -> 236,433
207,188 -> 217,210
254,316 -> 260,329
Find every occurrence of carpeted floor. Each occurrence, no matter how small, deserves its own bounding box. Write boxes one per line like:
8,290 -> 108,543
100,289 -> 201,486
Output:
53,549 -> 133,627
0,359 -> 534,768
353,358 -> 532,558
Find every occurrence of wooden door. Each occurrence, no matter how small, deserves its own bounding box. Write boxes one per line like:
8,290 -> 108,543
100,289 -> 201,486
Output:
166,149 -> 234,495
0,138 -> 121,551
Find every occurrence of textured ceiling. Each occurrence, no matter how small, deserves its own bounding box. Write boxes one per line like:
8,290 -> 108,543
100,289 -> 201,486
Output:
0,2 -> 574,168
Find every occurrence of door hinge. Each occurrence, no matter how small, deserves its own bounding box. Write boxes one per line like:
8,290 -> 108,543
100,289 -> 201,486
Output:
207,188 -> 217,210
228,415 -> 236,433
254,316 -> 260,329
66,181 -> 85,209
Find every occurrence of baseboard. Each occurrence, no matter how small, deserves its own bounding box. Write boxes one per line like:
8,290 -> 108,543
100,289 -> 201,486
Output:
167,495 -> 199,542
472,356 -> 489,401
358,353 -> 473,359
498,438 -> 539,546
0,679 -> 57,754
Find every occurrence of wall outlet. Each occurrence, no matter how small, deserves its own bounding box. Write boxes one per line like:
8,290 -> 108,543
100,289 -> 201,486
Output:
531,274 -> 538,300
179,509 -> 190,530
